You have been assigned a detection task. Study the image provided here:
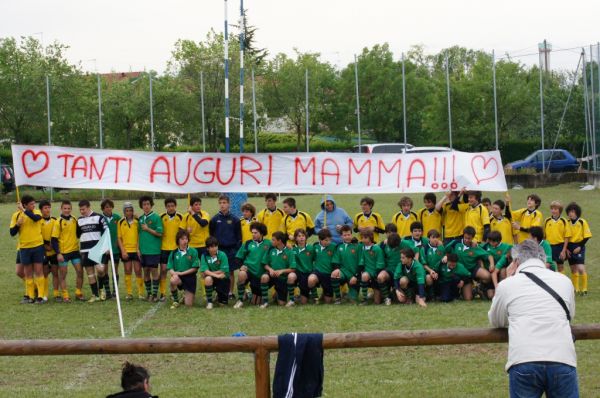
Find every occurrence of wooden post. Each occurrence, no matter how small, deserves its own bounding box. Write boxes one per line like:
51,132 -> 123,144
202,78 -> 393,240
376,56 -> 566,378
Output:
254,343 -> 271,398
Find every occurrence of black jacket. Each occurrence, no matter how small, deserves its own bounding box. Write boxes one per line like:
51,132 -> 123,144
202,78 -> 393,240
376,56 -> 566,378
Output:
106,389 -> 157,398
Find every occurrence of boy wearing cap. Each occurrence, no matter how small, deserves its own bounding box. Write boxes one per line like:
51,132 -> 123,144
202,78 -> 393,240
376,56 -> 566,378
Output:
118,202 -> 142,300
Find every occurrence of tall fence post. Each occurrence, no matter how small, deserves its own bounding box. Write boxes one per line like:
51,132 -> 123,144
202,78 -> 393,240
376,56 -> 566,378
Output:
254,344 -> 271,398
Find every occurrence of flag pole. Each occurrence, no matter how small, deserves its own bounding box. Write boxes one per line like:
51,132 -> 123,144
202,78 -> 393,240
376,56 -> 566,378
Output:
107,229 -> 125,338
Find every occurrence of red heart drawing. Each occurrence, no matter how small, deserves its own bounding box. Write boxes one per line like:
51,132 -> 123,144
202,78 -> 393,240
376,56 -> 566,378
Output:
470,155 -> 499,184
21,150 -> 50,178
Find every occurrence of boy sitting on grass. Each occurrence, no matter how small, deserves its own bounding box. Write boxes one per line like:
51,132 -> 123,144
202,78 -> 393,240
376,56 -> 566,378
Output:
168,230 -> 200,309
200,236 -> 230,310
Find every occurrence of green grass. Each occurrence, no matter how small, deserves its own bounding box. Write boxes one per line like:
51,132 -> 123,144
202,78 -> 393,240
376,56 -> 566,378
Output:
1,184 -> 600,397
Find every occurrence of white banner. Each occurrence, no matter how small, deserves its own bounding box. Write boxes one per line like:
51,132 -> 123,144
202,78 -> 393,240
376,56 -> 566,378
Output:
12,145 -> 507,193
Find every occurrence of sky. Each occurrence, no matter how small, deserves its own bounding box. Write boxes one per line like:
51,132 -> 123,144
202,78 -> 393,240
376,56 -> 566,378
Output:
1,0 -> 598,74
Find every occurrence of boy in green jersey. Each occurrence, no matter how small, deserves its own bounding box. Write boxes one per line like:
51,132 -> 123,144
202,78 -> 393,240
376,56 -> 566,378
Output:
438,253 -> 471,302
444,226 -> 494,301
263,231 -> 297,308
200,236 -> 230,309
482,230 -> 512,289
358,231 -> 386,305
168,230 -> 200,308
402,221 -> 429,262
233,222 -> 272,308
394,248 -> 427,308
421,230 -> 445,298
308,229 -> 337,304
331,225 -> 360,303
529,227 -> 557,272
377,232 -> 405,306
292,229 -> 315,304
138,196 -> 164,302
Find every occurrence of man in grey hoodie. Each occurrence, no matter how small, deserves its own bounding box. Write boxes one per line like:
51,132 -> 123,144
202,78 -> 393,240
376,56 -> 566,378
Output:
314,195 -> 353,244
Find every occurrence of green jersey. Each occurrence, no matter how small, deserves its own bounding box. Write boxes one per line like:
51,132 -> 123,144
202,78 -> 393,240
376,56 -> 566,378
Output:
264,246 -> 296,280
379,242 -> 401,274
402,237 -> 429,261
421,243 -> 446,272
540,240 -> 557,271
482,242 -> 512,270
439,262 -> 471,283
104,212 -> 121,254
292,245 -> 314,274
332,242 -> 360,279
138,211 -> 163,255
394,259 -> 426,285
235,239 -> 272,277
313,243 -> 336,274
359,244 -> 385,277
167,247 -> 200,273
445,239 -> 489,271
200,250 -> 229,274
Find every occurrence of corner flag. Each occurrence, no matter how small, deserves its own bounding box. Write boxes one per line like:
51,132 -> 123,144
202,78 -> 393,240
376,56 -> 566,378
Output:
88,229 -> 112,265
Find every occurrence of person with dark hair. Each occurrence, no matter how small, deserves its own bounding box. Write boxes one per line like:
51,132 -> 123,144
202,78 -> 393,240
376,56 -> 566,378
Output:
354,196 -> 385,243
77,199 -> 108,303
482,230 -> 512,285
464,190 -> 490,243
200,236 -> 229,309
331,225 -> 360,304
438,252 -> 470,302
377,232 -> 405,305
291,229 -> 315,305
481,197 -> 492,214
233,222 -> 272,308
240,202 -> 257,243
100,199 -> 121,299
544,200 -> 571,274
180,196 -> 210,256
281,197 -> 315,245
490,197 -> 514,245
418,193 -> 442,241
394,248 -> 427,307
106,361 -> 157,398
51,200 -> 81,302
565,202 -> 592,295
437,190 -> 468,245
118,202 -> 142,300
402,221 -> 428,261
159,197 -> 182,301
308,229 -> 336,304
529,226 -> 557,271
510,193 -> 543,244
256,193 -> 285,238
168,229 -> 199,309
262,231 -> 297,308
138,196 -> 163,302
39,199 -> 59,301
358,230 -> 386,305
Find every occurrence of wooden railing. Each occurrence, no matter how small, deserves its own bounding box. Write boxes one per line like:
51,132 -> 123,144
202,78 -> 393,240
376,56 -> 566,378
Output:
2,325 -> 600,398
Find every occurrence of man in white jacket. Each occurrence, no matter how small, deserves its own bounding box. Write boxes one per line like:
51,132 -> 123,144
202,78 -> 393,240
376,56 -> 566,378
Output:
488,239 -> 578,398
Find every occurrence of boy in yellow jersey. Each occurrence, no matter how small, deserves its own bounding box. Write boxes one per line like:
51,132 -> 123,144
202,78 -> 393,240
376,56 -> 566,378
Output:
51,200 -> 81,302
418,193 -> 443,238
392,196 -> 418,238
240,202 -> 257,243
281,197 -> 315,246
118,202 -> 142,300
10,209 -> 30,303
39,200 -> 59,301
353,196 -> 385,243
510,193 -> 543,243
437,190 -> 469,245
11,195 -> 45,303
489,197 -> 515,245
160,197 -> 182,301
544,201 -> 571,274
565,202 -> 592,295
462,191 -> 490,243
256,193 -> 285,238
180,196 -> 210,256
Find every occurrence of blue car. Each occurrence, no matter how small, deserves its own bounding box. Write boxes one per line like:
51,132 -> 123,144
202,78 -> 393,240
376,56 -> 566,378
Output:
506,149 -> 579,173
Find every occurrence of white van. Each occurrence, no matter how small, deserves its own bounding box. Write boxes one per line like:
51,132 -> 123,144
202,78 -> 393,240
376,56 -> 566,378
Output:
352,143 -> 414,153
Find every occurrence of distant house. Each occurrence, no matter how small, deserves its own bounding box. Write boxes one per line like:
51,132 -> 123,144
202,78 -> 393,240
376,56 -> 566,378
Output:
101,71 -> 143,84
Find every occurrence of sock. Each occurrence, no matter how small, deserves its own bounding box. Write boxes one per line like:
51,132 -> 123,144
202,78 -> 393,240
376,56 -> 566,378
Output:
261,282 -> 269,304
103,275 -> 111,294
379,281 -> 389,300
44,277 -> 50,298
205,285 -> 214,303
237,283 -> 246,300
22,279 -> 27,296
26,278 -> 35,298
287,283 -> 295,301
98,276 -> 104,291
571,273 -> 580,292
53,283 -> 61,298
581,273 -> 588,292
159,277 -> 167,296
62,289 -> 70,300
331,277 -> 341,299
136,278 -> 145,296
151,279 -> 159,296
144,280 -> 151,296
310,287 -> 318,300
75,287 -> 83,297
360,281 -> 369,301
34,277 -> 45,299
171,289 -> 179,302
348,285 -> 359,300
90,281 -> 99,297
125,275 -> 133,295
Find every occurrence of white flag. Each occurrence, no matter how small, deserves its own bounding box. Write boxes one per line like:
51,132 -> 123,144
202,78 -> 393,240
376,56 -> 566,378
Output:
88,229 -> 111,265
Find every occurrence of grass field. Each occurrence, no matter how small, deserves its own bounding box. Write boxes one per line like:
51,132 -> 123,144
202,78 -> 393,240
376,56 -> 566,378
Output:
1,184 -> 599,397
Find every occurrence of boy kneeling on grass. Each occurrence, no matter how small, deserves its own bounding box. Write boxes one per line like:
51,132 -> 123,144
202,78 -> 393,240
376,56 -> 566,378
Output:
394,248 -> 427,308
168,230 -> 200,309
200,237 -> 230,310
262,231 -> 297,308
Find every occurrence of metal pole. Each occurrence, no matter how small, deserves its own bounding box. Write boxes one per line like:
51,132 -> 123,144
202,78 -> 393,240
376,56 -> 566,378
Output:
97,73 -> 105,199
252,68 -> 258,153
305,68 -> 309,153
224,0 -> 230,153
492,50 -> 499,150
590,46 -> 597,172
354,54 -> 362,152
583,49 -> 593,172
538,45 -> 546,171
149,73 -> 155,151
46,74 -> 53,201
401,53 -> 407,149
596,43 -> 600,172
200,71 -> 206,152
445,52 -> 452,150
239,0 -> 245,153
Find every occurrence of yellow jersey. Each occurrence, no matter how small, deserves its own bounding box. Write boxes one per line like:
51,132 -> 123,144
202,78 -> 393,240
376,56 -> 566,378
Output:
118,217 -> 140,253
241,216 -> 257,243
41,216 -> 58,256
417,207 -> 443,237
464,204 -> 490,242
512,208 -> 543,243
281,211 -> 315,242
569,218 -> 592,244
10,211 -> 21,250
442,202 -> 468,238
544,217 -> 572,245
392,211 -> 419,238
51,215 -> 80,254
160,212 -> 183,251
13,209 -> 44,249
353,212 -> 386,242
181,211 -> 210,248
256,207 -> 285,238
490,216 -> 514,245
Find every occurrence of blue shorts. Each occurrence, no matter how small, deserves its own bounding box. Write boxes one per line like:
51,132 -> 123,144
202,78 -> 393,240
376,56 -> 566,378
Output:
567,243 -> 586,265
81,252 -> 98,268
178,273 -> 197,293
122,252 -> 140,262
20,246 -> 44,265
141,254 -> 160,268
311,271 -> 333,297
296,271 -> 311,298
44,254 -> 58,266
248,273 -> 264,297
221,246 -> 239,271
101,253 -> 119,266
16,251 -> 21,264
270,278 -> 289,302
160,250 -> 173,265
60,251 -> 81,267
550,244 -> 566,265
470,265 -> 481,280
